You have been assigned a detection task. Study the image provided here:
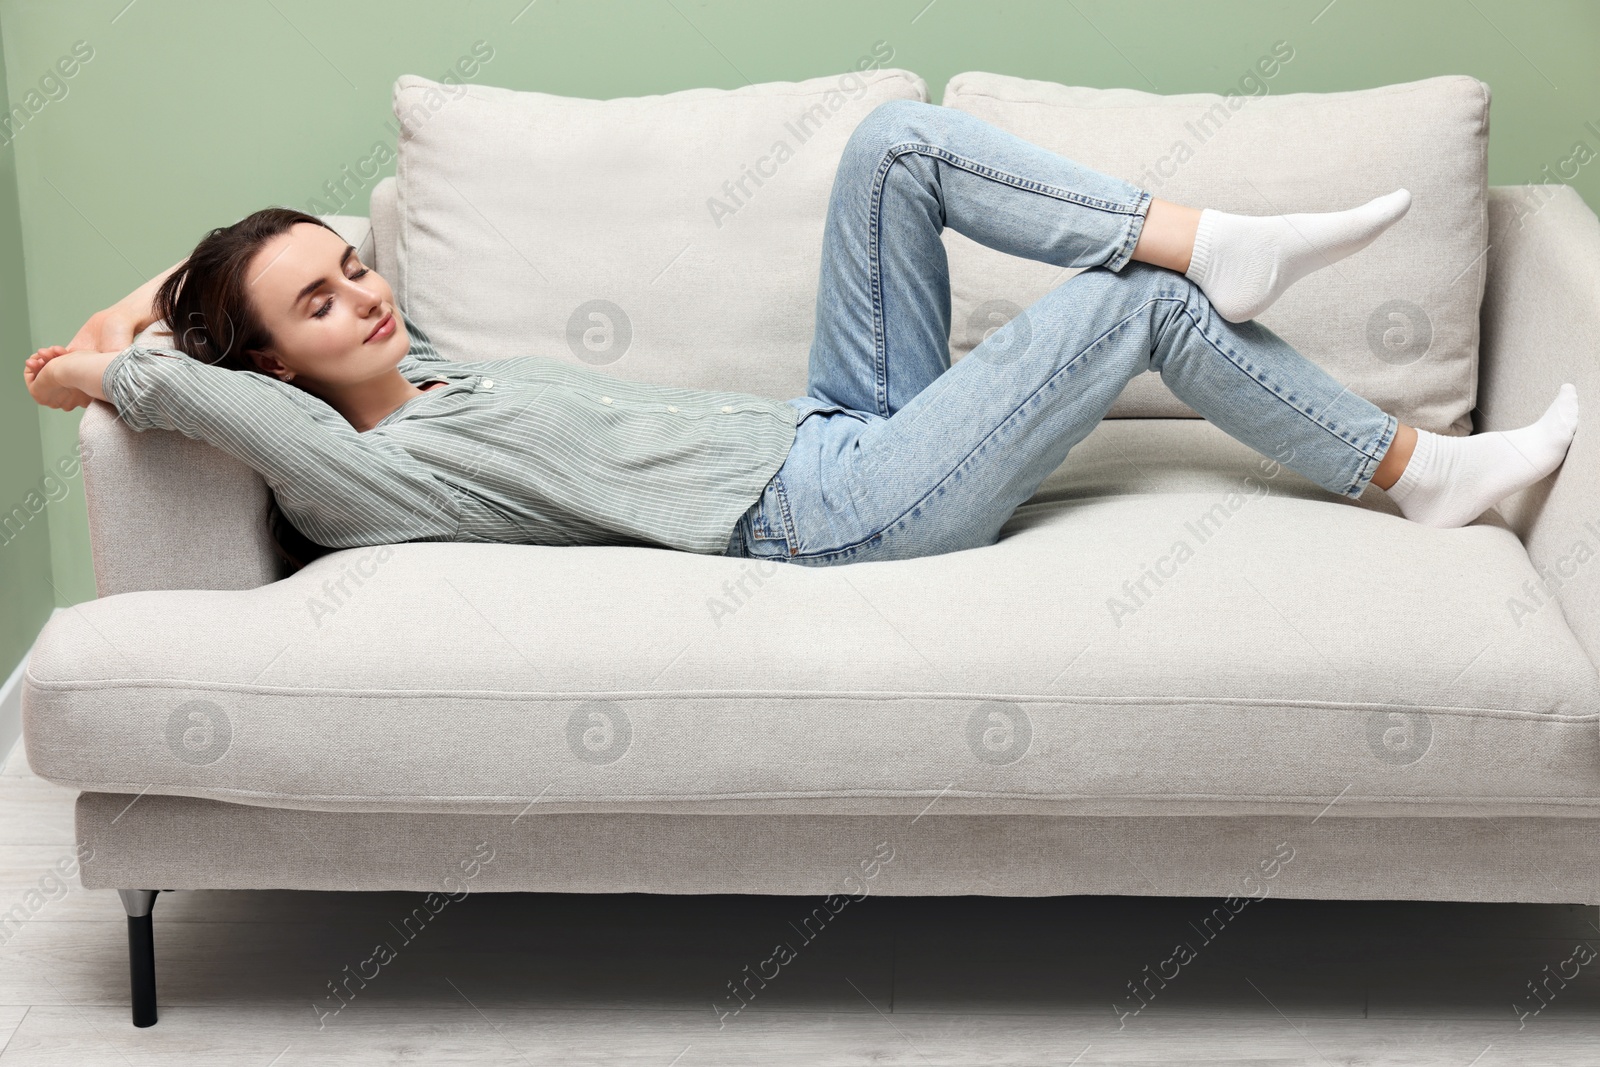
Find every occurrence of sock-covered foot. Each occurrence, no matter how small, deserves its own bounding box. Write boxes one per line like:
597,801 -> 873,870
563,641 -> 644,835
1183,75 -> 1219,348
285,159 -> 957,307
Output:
1386,384 -> 1580,529
1184,189 -> 1412,323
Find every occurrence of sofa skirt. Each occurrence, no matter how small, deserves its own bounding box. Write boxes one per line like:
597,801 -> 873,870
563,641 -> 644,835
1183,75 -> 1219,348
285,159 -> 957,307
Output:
75,792 -> 1600,905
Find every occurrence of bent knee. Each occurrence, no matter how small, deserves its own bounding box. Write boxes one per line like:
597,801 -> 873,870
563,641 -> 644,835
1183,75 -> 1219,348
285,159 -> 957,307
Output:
847,98 -> 940,159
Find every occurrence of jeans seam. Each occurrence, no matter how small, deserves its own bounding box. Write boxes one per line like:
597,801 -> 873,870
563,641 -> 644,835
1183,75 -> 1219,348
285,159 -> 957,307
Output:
770,472 -> 801,556
866,141 -> 1151,420
866,150 -> 893,418
1351,413 -> 1399,499
1114,190 -> 1155,272
887,142 -> 1150,214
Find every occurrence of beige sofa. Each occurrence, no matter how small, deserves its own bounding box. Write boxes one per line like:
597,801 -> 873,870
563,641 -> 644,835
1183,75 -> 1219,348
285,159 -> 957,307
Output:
21,68 -> 1600,1028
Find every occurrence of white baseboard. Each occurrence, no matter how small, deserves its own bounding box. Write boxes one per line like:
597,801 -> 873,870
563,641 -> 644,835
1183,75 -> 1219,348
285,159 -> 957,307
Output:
0,607 -> 58,771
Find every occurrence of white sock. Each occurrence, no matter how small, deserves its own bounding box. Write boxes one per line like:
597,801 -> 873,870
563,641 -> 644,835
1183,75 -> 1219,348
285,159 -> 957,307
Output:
1184,189 -> 1412,323
1385,384 -> 1580,529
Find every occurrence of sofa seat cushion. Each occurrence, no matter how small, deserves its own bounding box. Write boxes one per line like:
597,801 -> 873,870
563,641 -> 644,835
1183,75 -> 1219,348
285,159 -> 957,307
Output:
24,418 -> 1600,819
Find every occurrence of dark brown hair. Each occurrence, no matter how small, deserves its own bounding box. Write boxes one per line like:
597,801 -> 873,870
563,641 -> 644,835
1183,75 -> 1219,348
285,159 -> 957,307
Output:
156,207 -> 346,571
152,207 -> 341,373
268,493 -> 334,573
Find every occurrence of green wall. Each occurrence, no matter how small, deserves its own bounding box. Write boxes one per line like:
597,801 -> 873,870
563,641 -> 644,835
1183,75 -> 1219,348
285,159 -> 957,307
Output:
0,12 -> 53,689
2,0 -> 1598,659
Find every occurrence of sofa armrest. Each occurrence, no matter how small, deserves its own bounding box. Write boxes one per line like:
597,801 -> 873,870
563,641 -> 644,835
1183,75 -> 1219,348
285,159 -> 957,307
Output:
1480,184 -> 1600,660
81,398 -> 285,596
82,213 -> 373,596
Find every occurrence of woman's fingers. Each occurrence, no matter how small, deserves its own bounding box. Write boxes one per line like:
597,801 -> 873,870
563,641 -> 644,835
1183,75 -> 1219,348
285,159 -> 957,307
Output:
24,349 -> 54,374
23,349 -> 89,409
23,352 -> 91,409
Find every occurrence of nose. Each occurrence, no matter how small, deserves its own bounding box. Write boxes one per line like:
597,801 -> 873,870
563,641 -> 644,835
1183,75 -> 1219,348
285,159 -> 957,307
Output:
350,272 -> 382,313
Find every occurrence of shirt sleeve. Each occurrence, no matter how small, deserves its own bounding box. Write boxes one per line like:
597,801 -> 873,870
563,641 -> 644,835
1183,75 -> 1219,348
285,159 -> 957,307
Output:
100,344 -> 462,549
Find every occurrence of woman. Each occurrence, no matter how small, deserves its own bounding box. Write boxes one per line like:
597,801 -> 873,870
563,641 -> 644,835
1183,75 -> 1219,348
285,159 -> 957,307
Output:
25,99 -> 1579,567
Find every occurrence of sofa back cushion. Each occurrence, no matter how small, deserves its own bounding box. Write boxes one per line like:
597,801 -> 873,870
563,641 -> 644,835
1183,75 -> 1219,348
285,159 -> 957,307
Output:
392,67 -> 927,400
940,72 -> 1490,436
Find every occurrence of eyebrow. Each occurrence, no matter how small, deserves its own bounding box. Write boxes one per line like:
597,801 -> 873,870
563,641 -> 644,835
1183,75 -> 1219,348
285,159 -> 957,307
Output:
291,244 -> 357,312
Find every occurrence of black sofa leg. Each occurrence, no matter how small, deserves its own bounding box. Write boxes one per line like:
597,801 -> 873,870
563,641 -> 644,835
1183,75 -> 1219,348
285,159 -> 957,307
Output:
118,890 -> 159,1027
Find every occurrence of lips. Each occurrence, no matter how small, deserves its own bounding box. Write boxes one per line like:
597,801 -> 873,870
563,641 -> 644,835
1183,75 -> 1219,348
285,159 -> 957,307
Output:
366,312 -> 395,343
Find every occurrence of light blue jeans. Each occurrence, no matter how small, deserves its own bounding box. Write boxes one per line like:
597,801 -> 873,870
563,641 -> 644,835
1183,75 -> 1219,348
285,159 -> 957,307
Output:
725,99 -> 1398,566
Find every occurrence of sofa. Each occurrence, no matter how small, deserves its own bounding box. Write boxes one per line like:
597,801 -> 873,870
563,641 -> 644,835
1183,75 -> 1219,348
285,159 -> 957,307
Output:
21,66 -> 1600,1029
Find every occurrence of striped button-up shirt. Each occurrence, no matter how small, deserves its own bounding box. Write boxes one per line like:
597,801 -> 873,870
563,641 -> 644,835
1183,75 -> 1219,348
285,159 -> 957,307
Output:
100,314 -> 802,555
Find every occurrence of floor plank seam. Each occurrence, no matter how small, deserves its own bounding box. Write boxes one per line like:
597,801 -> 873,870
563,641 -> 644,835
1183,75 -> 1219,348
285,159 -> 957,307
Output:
0,1005 -> 28,1058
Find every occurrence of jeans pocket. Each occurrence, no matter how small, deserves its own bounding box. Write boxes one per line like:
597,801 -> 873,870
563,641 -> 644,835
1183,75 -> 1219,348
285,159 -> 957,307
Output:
806,402 -> 874,424
747,473 -> 798,556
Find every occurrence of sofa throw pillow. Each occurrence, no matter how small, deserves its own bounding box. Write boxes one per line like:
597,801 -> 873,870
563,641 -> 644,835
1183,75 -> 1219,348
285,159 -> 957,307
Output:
392,66 -> 927,399
939,72 -> 1490,435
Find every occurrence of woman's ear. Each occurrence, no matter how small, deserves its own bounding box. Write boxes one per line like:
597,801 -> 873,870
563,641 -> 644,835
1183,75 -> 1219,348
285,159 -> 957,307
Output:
248,346 -> 295,382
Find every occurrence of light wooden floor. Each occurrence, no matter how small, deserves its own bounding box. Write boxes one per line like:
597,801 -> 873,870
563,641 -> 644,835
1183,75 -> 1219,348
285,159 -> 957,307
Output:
2,743 -> 1597,1065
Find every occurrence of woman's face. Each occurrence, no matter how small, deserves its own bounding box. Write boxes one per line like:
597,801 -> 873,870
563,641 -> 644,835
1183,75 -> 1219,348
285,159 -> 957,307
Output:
243,222 -> 408,386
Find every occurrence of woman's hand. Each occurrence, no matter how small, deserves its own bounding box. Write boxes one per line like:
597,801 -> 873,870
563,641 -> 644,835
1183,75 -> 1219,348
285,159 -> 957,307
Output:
65,259 -> 186,355
66,303 -> 145,355
24,346 -> 94,412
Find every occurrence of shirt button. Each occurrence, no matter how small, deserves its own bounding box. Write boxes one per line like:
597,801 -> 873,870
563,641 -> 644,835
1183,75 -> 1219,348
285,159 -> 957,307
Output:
481,378 -> 495,390
721,405 -> 733,413
600,395 -> 613,404
667,405 -> 679,413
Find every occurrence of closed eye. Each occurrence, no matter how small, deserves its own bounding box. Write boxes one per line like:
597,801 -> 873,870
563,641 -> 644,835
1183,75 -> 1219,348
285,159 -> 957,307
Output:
311,267 -> 371,319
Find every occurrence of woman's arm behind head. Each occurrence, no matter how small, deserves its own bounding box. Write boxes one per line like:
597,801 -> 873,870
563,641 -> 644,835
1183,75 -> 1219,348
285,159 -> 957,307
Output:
97,343 -> 463,550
